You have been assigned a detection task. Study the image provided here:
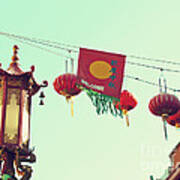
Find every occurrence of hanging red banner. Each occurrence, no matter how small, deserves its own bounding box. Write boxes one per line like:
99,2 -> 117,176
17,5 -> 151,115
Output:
77,48 -> 126,99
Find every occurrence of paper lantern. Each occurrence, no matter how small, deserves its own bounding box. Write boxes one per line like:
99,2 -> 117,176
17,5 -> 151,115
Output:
114,90 -> 137,126
148,93 -> 180,139
53,73 -> 81,115
53,73 -> 81,99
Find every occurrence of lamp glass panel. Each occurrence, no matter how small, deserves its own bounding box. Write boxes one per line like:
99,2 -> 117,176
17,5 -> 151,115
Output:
4,88 -> 20,144
21,90 -> 30,145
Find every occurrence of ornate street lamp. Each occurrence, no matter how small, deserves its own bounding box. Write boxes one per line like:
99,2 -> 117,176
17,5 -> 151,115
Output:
0,45 -> 48,180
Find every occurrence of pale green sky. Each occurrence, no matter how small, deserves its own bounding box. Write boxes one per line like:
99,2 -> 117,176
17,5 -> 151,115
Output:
0,0 -> 180,179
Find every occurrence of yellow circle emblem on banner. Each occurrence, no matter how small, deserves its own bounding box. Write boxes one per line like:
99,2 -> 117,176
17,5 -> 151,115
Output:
89,61 -> 112,79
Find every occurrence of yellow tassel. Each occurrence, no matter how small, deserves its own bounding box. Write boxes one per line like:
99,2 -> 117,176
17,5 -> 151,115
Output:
71,98 -> 74,117
65,96 -> 74,116
123,109 -> 129,127
176,123 -> 180,128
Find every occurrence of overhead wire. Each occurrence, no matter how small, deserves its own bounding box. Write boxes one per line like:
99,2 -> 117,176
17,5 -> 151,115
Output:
126,61 -> 180,73
128,55 -> 180,66
7,33 -> 180,73
1,31 -> 180,66
7,36 -> 180,92
1,32 -> 180,92
2,32 -> 180,73
6,36 -> 72,59
125,75 -> 180,92
31,37 -> 80,49
0,32 -> 78,53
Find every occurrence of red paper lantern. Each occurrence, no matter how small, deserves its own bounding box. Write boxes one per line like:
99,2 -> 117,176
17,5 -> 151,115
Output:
119,90 -> 137,111
53,73 -> 81,116
148,93 -> 180,117
53,73 -> 81,100
167,110 -> 180,128
114,90 -> 137,126
148,93 -> 180,139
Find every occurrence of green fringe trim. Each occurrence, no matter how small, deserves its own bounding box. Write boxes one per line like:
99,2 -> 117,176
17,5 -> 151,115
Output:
81,87 -> 123,118
2,174 -> 13,180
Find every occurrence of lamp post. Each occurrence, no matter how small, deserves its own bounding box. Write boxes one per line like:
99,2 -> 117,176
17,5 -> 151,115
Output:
0,45 -> 48,180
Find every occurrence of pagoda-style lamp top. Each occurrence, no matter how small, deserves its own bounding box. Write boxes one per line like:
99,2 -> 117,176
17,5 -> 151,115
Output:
7,45 -> 23,75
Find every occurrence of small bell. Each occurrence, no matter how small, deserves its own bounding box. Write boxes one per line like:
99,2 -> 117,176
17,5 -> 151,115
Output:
39,91 -> 45,98
39,99 -> 44,106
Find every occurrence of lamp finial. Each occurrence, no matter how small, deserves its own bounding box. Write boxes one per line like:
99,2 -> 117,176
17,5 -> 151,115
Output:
11,45 -> 19,62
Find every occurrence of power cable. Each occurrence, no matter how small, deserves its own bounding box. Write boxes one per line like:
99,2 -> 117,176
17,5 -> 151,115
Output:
1,31 -> 180,66
6,36 -> 71,59
126,61 -> 180,73
1,33 -> 180,92
125,75 -> 180,92
0,32 -> 78,53
1,32 -> 180,74
31,37 -> 79,49
128,55 -> 180,66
